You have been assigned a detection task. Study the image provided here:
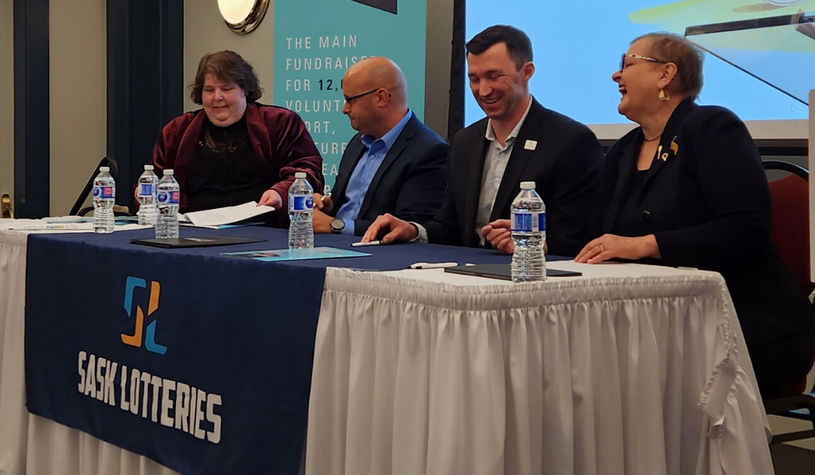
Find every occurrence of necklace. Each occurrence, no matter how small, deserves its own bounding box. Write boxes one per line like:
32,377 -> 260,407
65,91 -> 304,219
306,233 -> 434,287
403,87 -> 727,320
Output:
643,134 -> 662,142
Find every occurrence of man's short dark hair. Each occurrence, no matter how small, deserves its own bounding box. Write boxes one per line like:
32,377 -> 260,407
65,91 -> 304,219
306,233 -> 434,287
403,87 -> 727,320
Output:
466,25 -> 533,70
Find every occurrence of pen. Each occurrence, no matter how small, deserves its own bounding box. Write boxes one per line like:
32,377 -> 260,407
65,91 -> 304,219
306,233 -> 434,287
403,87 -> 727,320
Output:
409,262 -> 459,269
351,240 -> 381,247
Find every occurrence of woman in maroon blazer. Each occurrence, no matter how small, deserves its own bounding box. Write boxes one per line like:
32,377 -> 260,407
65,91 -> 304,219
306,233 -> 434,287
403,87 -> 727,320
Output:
152,50 -> 323,225
576,33 -> 814,398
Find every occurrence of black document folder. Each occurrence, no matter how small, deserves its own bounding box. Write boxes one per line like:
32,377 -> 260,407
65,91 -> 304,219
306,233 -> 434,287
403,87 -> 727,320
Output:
130,236 -> 265,249
444,263 -> 581,281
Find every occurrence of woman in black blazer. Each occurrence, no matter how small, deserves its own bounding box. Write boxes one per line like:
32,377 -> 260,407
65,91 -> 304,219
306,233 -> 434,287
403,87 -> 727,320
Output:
575,33 -> 814,398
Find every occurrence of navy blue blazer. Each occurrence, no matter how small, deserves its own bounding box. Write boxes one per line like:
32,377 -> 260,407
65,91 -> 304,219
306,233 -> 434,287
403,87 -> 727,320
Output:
329,113 -> 448,236
424,99 -> 604,255
592,99 -> 813,347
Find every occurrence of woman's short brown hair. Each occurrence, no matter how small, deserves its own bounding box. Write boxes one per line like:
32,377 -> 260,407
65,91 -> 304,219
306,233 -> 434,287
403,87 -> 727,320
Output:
189,50 -> 263,104
634,33 -> 704,101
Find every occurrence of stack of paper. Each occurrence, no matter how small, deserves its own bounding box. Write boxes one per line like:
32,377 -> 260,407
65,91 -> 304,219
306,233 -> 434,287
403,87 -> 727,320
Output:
179,202 -> 275,229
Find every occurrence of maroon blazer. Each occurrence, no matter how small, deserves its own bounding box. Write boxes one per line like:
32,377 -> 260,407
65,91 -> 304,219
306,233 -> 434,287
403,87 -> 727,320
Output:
152,102 -> 324,222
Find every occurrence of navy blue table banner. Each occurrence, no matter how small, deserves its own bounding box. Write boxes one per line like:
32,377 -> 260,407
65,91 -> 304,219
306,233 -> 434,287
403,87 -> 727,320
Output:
24,229 -> 326,475
23,226 -> 517,474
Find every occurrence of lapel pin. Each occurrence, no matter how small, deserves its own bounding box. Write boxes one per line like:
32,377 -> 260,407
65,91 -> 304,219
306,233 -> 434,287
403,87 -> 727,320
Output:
670,136 -> 679,155
656,144 -> 668,162
524,140 -> 537,151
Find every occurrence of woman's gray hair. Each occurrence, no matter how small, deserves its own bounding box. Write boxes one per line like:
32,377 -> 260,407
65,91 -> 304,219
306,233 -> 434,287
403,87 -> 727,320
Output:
633,32 -> 704,101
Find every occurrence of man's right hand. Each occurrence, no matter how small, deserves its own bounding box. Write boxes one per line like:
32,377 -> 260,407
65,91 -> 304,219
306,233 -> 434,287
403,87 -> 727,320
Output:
481,219 -> 514,254
362,213 -> 419,244
313,193 -> 333,214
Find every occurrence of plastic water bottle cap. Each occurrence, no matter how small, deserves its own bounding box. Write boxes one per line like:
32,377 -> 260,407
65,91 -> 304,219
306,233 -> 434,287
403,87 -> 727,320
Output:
99,166 -> 110,172
144,164 -> 154,171
520,181 -> 536,190
294,172 -> 307,179
164,169 -> 174,176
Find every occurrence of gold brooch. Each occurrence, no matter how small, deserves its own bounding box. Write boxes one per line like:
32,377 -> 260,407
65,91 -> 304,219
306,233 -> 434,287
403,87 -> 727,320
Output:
656,136 -> 679,162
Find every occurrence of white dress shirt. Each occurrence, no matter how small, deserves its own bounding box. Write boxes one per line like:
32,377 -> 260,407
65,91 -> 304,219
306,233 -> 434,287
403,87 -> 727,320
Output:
413,97 -> 533,245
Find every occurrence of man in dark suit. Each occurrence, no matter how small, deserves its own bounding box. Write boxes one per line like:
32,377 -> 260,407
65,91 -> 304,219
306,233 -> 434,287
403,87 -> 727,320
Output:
312,57 -> 448,236
362,25 -> 603,256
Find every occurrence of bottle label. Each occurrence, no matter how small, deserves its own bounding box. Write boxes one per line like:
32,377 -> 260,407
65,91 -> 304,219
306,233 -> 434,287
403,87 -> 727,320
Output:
290,195 -> 314,211
157,190 -> 180,204
99,186 -> 115,199
512,211 -> 546,232
139,184 -> 154,196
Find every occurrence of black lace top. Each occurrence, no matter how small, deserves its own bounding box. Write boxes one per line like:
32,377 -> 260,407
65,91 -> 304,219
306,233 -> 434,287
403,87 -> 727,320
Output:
185,115 -> 272,212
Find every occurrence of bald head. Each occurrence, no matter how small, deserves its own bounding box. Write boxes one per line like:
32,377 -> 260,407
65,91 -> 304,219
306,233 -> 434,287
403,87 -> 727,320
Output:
342,57 -> 409,138
346,57 -> 407,105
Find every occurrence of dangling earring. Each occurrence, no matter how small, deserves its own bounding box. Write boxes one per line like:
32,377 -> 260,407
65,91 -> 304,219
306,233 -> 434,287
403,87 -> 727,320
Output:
659,89 -> 670,102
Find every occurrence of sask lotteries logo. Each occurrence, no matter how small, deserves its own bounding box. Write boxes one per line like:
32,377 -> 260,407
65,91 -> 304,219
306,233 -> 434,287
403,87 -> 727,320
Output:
121,276 -> 167,355
351,0 -> 397,14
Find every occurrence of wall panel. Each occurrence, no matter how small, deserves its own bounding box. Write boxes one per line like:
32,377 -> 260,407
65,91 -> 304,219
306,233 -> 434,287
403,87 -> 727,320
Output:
50,0 -> 107,215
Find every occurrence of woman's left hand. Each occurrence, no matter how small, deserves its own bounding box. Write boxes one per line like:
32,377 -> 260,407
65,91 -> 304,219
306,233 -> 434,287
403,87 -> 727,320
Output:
575,234 -> 660,264
258,189 -> 282,208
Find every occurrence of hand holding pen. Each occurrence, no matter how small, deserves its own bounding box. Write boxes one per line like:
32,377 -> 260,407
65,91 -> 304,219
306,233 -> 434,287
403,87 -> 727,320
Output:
313,192 -> 333,214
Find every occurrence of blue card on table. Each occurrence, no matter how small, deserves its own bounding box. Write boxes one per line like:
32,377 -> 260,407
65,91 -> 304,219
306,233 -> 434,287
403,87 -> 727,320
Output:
221,246 -> 371,262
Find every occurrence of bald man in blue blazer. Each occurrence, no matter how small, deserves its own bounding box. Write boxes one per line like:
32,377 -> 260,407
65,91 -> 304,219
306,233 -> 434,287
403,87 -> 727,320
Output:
312,57 -> 448,236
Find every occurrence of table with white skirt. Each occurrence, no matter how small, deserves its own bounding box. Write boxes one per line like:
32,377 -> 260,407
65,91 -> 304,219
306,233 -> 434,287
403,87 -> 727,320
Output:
305,263 -> 773,475
0,229 -> 774,475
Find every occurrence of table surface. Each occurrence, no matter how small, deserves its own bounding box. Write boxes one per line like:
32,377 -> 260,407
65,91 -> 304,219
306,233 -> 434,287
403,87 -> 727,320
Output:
25,224 -> 518,270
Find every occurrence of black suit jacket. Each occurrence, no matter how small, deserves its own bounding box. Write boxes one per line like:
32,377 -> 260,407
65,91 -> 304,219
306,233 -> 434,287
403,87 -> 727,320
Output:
330,113 -> 448,236
592,99 -> 813,346
424,99 -> 604,255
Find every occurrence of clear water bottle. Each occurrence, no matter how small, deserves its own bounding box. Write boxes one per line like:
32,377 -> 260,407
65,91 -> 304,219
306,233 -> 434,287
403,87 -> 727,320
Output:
288,172 -> 314,249
92,166 -> 116,233
155,169 -> 180,239
137,164 -> 159,226
511,181 -> 546,282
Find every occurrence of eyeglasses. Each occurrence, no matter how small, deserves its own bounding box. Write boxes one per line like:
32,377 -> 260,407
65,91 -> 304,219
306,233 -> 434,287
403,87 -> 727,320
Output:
619,53 -> 668,71
343,87 -> 391,105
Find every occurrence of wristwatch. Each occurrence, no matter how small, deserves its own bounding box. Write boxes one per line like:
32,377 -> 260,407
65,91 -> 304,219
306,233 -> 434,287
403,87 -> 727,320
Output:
330,218 -> 345,234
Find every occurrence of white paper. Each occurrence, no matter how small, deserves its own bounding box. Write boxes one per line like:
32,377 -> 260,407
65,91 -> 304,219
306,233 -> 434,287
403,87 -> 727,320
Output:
0,221 -> 148,233
0,219 -> 41,230
7,223 -> 95,231
180,201 -> 274,227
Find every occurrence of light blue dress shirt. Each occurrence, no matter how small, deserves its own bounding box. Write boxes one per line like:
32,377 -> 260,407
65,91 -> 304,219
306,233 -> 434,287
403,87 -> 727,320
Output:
334,110 -> 412,235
